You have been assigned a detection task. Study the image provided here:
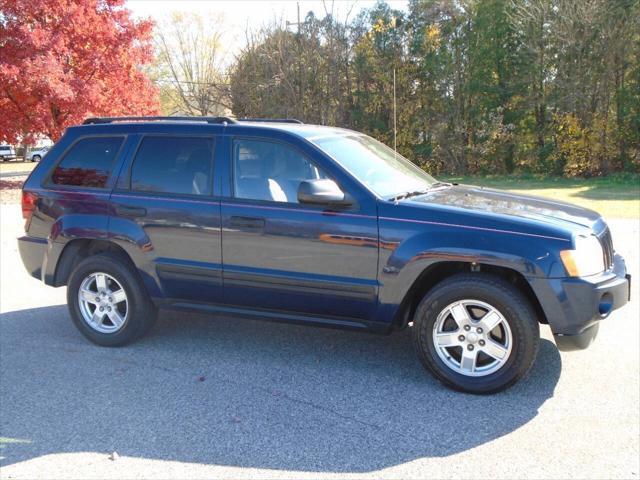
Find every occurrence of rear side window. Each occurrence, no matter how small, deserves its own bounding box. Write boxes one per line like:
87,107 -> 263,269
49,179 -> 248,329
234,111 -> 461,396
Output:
130,136 -> 214,196
51,137 -> 123,188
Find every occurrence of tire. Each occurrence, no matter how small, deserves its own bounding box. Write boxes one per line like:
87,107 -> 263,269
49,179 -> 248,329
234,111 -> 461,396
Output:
67,253 -> 157,346
412,273 -> 540,394
32,155 -> 41,162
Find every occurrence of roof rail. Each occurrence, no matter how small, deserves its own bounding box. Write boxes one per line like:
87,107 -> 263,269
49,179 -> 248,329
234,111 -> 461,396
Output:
83,116 -> 237,125
238,118 -> 303,124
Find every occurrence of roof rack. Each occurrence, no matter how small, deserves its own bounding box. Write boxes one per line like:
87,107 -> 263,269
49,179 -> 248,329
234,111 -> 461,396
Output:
238,118 -> 303,124
82,116 -> 305,126
83,116 -> 237,125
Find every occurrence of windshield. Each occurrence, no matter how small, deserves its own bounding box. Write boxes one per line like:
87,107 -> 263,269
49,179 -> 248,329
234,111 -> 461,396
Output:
311,133 -> 437,198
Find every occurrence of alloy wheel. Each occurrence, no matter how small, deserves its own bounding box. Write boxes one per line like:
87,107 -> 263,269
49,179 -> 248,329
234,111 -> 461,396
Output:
432,299 -> 513,377
77,272 -> 128,334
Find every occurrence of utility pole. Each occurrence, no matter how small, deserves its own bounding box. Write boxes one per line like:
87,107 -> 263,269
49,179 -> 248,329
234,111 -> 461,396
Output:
286,2 -> 304,119
390,15 -> 399,159
393,68 -> 397,159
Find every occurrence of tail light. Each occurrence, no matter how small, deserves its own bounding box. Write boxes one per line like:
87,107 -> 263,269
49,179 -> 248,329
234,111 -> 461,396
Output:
21,190 -> 38,227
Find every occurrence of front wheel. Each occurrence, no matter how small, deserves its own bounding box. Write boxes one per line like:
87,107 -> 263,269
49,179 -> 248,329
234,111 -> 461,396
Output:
32,155 -> 41,162
413,273 -> 540,394
67,253 -> 157,346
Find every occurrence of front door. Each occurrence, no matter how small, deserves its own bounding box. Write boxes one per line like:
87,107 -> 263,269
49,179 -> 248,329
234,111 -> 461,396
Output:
220,137 -> 379,323
110,134 -> 222,304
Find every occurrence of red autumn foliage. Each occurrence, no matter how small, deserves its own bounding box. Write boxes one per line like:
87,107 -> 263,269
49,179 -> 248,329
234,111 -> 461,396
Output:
0,0 -> 160,143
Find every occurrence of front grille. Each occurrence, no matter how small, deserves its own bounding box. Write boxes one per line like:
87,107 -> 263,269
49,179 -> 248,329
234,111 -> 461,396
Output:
598,227 -> 614,270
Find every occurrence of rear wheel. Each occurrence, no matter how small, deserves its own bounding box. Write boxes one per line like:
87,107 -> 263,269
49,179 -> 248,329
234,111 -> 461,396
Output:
412,273 -> 539,394
32,155 -> 41,162
67,253 -> 157,346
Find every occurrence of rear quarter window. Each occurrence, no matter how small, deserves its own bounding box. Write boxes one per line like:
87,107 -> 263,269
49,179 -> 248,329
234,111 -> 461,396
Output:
51,137 -> 123,188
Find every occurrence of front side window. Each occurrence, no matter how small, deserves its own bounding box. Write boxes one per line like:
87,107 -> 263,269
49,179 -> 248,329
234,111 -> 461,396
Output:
233,139 -> 327,203
311,134 -> 437,198
51,137 -> 123,188
131,136 -> 214,196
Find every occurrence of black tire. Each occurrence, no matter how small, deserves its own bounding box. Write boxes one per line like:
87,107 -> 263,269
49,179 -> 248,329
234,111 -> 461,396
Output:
67,253 -> 157,346
32,155 -> 41,162
412,273 -> 540,394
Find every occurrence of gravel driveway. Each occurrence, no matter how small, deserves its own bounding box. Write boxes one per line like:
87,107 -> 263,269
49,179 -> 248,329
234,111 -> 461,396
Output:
1,203 -> 638,479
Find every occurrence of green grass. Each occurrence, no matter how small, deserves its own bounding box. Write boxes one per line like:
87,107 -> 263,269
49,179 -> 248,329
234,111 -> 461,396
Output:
442,174 -> 640,219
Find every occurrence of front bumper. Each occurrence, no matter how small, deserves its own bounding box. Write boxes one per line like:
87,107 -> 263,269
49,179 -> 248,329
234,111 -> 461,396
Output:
529,253 -> 631,351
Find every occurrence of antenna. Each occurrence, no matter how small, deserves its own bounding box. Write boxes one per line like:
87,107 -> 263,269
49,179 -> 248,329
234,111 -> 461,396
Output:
393,68 -> 397,160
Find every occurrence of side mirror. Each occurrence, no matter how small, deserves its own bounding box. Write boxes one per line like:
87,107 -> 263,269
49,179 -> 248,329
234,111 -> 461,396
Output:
297,179 -> 352,206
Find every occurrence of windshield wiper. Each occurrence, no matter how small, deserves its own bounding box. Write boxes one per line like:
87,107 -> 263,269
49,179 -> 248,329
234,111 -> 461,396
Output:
429,181 -> 452,189
389,190 -> 429,202
389,182 -> 452,203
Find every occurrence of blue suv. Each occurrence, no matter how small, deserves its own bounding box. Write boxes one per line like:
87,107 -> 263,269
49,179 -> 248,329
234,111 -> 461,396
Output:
18,117 -> 631,393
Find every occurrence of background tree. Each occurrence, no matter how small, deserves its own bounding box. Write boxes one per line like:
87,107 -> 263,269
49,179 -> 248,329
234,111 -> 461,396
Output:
230,25 -> 300,119
350,3 -> 408,148
550,0 -> 639,175
153,12 -> 231,116
229,0 -> 639,178
508,0 -> 554,168
229,9 -> 356,125
0,0 -> 159,142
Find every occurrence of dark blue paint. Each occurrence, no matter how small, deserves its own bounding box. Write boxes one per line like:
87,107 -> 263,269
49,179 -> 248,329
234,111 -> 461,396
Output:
18,120 -> 630,348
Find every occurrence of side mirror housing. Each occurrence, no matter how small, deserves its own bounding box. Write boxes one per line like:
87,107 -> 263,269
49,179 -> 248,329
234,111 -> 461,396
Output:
297,179 -> 352,206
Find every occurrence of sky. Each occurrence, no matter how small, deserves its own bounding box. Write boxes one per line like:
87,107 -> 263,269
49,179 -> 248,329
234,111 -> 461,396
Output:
126,0 -> 408,57
127,0 -> 408,29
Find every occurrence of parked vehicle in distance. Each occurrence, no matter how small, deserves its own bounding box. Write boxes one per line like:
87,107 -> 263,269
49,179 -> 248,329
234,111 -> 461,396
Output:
26,145 -> 50,162
18,117 -> 631,393
0,145 -> 17,161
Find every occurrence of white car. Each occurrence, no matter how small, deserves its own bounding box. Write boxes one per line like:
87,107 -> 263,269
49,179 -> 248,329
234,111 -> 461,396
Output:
27,146 -> 50,162
0,145 -> 17,161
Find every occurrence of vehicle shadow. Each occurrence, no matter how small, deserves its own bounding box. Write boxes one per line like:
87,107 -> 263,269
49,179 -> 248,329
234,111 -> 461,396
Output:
0,304 -> 561,473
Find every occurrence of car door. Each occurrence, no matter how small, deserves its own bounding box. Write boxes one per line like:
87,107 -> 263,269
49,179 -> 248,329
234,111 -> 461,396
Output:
220,136 -> 379,323
110,134 -> 223,304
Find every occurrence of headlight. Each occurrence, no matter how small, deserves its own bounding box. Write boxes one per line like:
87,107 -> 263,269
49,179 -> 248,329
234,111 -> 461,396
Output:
560,234 -> 604,277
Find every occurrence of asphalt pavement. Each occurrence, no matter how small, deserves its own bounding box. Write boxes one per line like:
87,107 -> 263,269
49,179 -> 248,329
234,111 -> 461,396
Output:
1,203 -> 638,479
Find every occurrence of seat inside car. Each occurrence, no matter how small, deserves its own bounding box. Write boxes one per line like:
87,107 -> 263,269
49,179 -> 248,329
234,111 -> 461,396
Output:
184,148 -> 211,195
271,154 -> 309,201
235,147 -> 287,202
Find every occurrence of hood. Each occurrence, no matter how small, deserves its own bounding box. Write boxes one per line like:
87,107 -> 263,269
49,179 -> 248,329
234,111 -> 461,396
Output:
407,184 -> 602,231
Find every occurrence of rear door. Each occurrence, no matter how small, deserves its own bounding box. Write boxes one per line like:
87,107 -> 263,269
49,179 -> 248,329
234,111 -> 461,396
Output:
110,134 -> 222,304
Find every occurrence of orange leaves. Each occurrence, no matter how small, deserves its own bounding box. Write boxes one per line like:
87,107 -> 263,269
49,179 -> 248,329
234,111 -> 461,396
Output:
0,0 -> 160,143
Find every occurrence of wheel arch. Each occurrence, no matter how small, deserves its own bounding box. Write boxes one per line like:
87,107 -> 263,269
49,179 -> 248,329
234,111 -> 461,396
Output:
53,238 -> 135,287
392,261 -> 547,331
